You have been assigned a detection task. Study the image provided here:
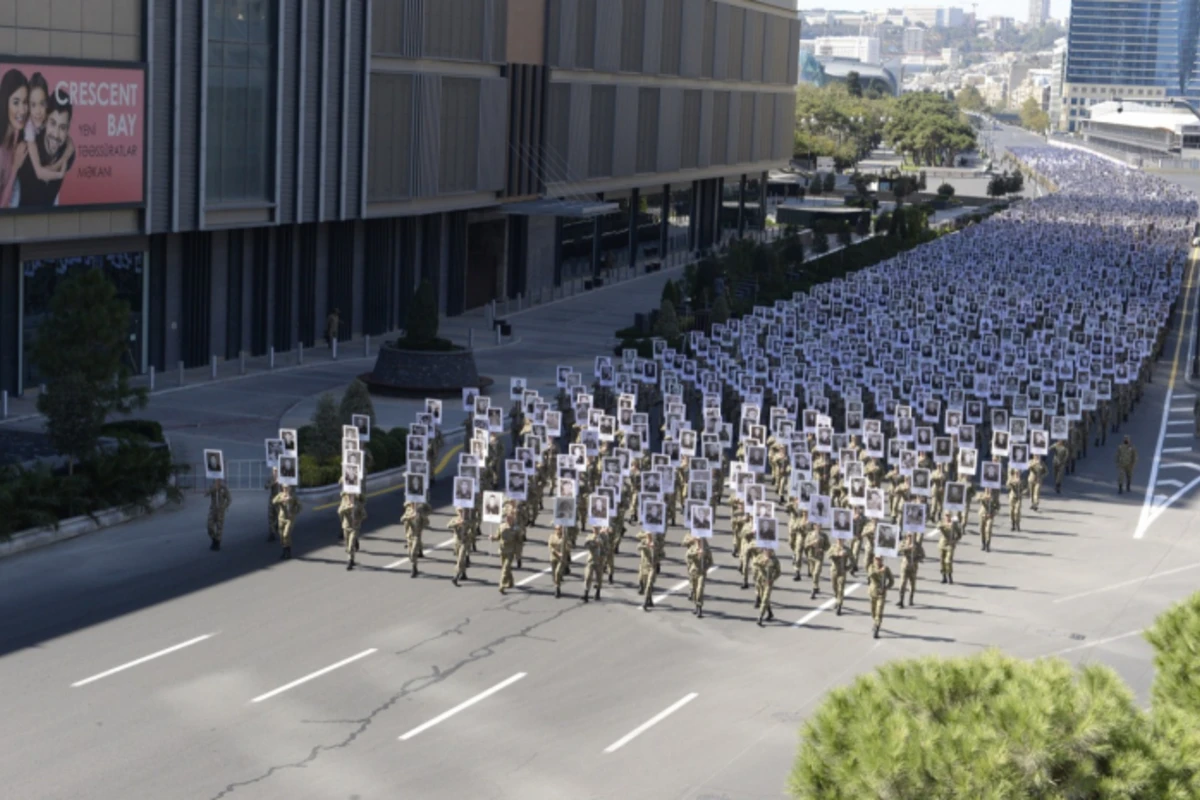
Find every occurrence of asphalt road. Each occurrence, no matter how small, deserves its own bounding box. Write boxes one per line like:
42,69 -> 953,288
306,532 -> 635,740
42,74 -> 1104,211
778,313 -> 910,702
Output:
3,169 -> 1200,800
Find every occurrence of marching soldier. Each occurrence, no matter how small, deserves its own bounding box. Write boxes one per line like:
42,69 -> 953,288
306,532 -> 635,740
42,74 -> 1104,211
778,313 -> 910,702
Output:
448,508 -> 471,586
804,522 -> 830,600
272,484 -> 301,560
1006,468 -> 1023,531
685,533 -> 712,617
897,532 -> 924,608
867,555 -> 895,639
548,524 -> 570,598
978,487 -> 997,552
264,467 -> 281,542
1052,439 -> 1069,493
1028,454 -> 1047,512
491,509 -> 521,594
401,501 -> 426,577
754,547 -> 782,626
206,478 -> 232,551
581,526 -> 607,602
936,512 -> 961,585
788,499 -> 808,579
338,490 -> 366,570
829,537 -> 851,615
1116,436 -> 1138,494
638,531 -> 659,611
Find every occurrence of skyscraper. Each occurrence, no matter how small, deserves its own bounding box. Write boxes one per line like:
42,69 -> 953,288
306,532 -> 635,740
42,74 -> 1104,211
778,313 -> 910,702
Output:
1028,0 -> 1050,27
1063,0 -> 1200,131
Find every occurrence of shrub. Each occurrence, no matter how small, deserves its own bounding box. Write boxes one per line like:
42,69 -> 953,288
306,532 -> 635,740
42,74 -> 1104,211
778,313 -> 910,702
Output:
407,279 -> 440,345
384,427 -> 409,471
654,299 -> 681,339
367,438 -> 392,472
936,182 -> 956,197
789,650 -> 1157,800
309,393 -> 342,462
339,379 -> 376,427
821,171 -> 836,193
1145,591 -> 1200,718
100,419 -> 165,444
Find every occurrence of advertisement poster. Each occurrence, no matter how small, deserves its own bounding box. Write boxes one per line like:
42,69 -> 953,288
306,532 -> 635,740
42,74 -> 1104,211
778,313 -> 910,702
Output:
0,61 -> 145,211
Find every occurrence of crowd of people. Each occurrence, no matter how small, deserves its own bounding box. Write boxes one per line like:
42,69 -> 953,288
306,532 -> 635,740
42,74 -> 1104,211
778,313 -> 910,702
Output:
209,147 -> 1196,637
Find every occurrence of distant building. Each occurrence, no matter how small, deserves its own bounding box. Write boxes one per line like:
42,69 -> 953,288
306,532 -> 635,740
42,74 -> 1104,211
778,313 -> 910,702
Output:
903,27 -> 926,54
1049,37 -> 1068,131
988,16 -> 1015,31
1080,101 -> 1200,159
942,48 -> 961,68
1028,0 -> 1050,27
812,36 -> 882,65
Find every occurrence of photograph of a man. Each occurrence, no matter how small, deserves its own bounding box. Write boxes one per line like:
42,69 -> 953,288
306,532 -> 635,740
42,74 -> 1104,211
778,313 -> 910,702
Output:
16,88 -> 74,208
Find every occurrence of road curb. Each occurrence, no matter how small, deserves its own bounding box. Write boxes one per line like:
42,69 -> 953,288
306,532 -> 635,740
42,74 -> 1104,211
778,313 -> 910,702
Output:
1,492 -> 172,561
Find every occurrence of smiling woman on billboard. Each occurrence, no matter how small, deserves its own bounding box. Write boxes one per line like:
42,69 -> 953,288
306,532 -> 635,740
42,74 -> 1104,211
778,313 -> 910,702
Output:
0,60 -> 145,212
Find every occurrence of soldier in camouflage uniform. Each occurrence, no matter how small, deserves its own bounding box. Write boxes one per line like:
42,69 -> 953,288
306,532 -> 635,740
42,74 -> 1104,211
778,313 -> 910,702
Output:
936,512 -> 962,585
1116,436 -> 1138,494
804,521 -> 830,600
206,478 -> 232,551
1052,440 -> 1069,494
753,548 -> 782,626
829,537 -> 851,615
978,487 -> 998,552
265,467 -> 281,542
401,501 -> 426,577
685,533 -> 713,617
581,526 -> 607,602
548,524 -> 570,598
1028,454 -> 1047,512
491,509 -> 521,594
272,484 -> 301,560
1006,468 -> 1023,531
897,532 -> 923,609
637,530 -> 660,611
449,508 -> 471,586
867,555 -> 895,639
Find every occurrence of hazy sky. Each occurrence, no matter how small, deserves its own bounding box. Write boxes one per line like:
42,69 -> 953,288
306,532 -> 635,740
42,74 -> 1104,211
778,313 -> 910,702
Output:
803,0 -> 1072,24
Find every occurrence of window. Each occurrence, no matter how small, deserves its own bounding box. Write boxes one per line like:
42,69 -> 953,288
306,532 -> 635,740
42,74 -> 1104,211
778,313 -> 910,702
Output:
681,90 -> 701,169
588,86 -> 616,177
424,0 -> 486,61
660,0 -> 682,75
576,0 -> 596,69
711,91 -> 729,164
620,0 -> 645,72
206,0 -> 275,205
440,78 -> 481,193
545,83 -> 571,182
636,88 -> 659,173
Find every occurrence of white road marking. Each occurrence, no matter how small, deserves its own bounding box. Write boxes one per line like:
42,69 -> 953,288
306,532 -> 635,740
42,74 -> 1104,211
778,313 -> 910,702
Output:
1161,461 -> 1200,471
1049,630 -> 1144,657
1170,406 -> 1194,412
1162,447 -> 1193,454
1137,252 -> 1199,539
653,566 -> 719,604
794,583 -> 862,627
398,672 -> 527,741
250,649 -> 377,703
1053,562 -> 1200,603
603,692 -> 699,754
516,551 -> 588,587
1167,420 -> 1193,426
71,634 -> 215,687
1158,479 -> 1185,489
1165,433 -> 1193,439
385,537 -> 456,570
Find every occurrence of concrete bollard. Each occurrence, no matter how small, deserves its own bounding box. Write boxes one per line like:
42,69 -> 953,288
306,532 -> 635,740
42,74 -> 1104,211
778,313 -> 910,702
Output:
468,329 -> 474,350
517,292 -> 523,312
178,361 -> 185,386
298,342 -> 304,365
1,390 -> 7,420
494,326 -> 502,345
239,350 -> 246,375
149,365 -> 156,391
211,355 -> 218,380
269,346 -> 275,370
332,337 -> 338,360
364,334 -> 370,357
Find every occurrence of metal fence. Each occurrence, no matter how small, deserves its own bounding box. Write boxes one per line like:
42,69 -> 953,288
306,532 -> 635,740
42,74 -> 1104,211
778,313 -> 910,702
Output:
178,459 -> 268,493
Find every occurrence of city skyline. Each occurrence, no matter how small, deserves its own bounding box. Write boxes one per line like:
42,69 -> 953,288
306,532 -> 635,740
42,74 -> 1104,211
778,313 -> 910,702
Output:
803,0 -> 1072,23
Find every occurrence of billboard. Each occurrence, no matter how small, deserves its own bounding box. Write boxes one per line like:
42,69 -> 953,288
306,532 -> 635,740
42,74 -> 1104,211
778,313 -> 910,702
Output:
0,60 -> 145,213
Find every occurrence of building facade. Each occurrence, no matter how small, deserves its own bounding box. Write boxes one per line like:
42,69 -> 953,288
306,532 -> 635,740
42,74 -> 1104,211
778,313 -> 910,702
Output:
0,0 -> 801,397
1028,0 -> 1050,28
810,36 -> 880,65
1064,0 -> 1200,132
902,27 -> 924,55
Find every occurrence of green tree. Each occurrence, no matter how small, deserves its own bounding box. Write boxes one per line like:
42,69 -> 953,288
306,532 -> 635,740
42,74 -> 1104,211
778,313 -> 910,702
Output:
406,279 -> 440,346
654,298 -> 681,339
1145,592 -> 1200,796
955,85 -> 988,112
338,378 -> 377,427
845,70 -> 863,98
310,393 -> 342,463
710,294 -> 730,326
1019,96 -> 1050,133
789,650 -> 1158,800
822,172 -> 836,193
884,92 -> 976,167
936,182 -> 956,197
33,269 -> 148,474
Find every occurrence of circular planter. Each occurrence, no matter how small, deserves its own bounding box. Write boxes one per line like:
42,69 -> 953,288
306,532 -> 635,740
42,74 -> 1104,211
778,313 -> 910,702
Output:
363,344 -> 492,397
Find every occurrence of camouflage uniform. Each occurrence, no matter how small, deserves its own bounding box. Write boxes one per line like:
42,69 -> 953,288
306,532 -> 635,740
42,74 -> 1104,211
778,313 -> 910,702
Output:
206,481 -> 232,550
